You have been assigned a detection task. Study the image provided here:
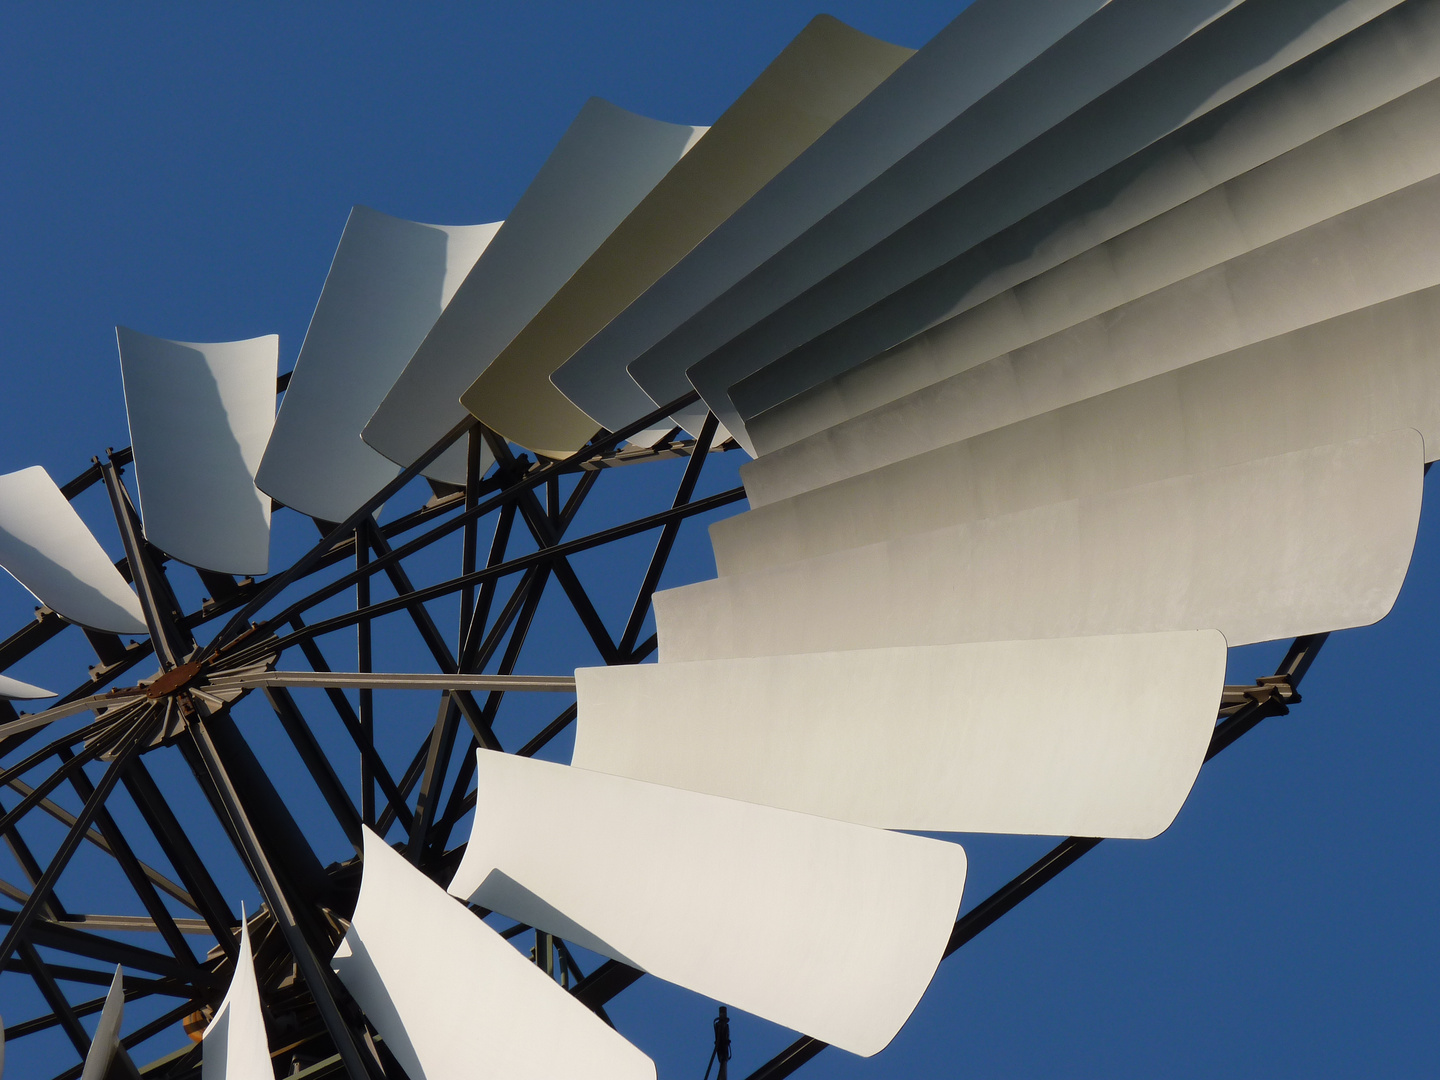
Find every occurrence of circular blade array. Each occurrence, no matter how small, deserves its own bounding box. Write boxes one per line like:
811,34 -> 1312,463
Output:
3,0 -> 1438,1074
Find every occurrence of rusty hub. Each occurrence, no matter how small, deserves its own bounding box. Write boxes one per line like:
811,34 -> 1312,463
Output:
144,659 -> 205,699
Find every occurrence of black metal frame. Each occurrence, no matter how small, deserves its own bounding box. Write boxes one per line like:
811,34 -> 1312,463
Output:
0,382 -> 1334,1079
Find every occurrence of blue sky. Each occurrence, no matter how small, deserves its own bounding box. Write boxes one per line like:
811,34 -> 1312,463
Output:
1,3 -> 1437,1077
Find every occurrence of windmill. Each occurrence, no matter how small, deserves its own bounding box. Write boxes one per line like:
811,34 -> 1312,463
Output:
0,0 -> 1436,1076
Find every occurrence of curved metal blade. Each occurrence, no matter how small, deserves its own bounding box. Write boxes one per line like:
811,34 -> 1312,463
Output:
562,0 -> 1115,443
660,431 -> 1423,658
256,206 -> 502,521
116,327 -> 276,575
333,827 -> 654,1080
201,912 -> 269,1080
363,98 -> 703,479
448,751 -> 968,1057
742,6 -> 1440,456
716,287 -> 1440,579
678,0 -> 1404,451
79,965 -> 124,1080
476,15 -> 913,457
574,630 -> 1224,838
0,466 -> 146,635
0,675 -> 54,702
743,168 -> 1440,507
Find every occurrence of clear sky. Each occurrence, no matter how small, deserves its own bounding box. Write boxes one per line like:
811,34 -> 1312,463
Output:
1,3 -> 1437,1078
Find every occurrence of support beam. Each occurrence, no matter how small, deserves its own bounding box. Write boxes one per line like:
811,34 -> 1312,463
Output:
484,432 -> 619,664
120,758 -> 238,955
290,623 -> 414,832
222,390 -> 702,654
0,709 -> 158,973
18,939 -> 92,1059
618,412 -> 718,655
361,519 -> 497,748
251,485 -> 747,661
5,777 -> 198,914
57,742 -> 201,972
186,713 -> 384,1080
264,685 -> 364,854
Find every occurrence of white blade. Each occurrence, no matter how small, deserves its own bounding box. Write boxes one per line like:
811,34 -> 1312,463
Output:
0,674 -> 54,701
715,287 -> 1440,579
743,8 -> 1440,455
742,168 -> 1440,508
471,16 -> 914,457
202,914 -> 269,1080
362,99 -> 703,480
0,466 -> 146,635
333,827 -> 654,1080
115,327 -> 276,575
658,432 -> 1421,660
679,0 -> 1404,451
448,751 -> 967,1056
574,631 -> 1224,838
561,0 -> 1117,437
256,206 -> 502,521
79,966 -> 124,1080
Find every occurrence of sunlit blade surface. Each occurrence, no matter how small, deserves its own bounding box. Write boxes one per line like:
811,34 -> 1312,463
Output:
741,169 -> 1440,507
742,4 -> 1440,454
574,631 -> 1223,838
116,327 -> 276,575
478,15 -> 911,456
0,675 -> 54,701
0,466 -> 146,635
660,432 -> 1421,660
333,827 -> 654,1080
678,0 -> 1404,451
362,99 -> 703,480
256,206 -> 502,521
79,966 -> 124,1080
560,0 -> 1114,437
716,289 -> 1440,578
201,915 -> 269,1080
448,752 -> 967,1056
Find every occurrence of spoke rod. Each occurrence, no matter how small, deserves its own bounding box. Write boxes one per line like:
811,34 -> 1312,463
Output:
429,466 -> 597,854
357,521 -> 374,827
216,671 -> 576,692
99,457 -> 189,668
5,978 -> 153,1042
